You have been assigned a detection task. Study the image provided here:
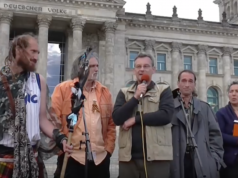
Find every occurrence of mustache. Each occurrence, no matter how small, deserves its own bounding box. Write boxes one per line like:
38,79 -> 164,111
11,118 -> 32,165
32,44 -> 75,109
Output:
91,72 -> 98,78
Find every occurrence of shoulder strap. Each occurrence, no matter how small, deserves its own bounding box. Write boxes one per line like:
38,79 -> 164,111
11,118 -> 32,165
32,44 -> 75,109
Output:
35,73 -> 41,91
0,71 -> 15,119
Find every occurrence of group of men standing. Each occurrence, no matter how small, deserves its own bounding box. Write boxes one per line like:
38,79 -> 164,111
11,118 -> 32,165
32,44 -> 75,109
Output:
0,33 -> 226,178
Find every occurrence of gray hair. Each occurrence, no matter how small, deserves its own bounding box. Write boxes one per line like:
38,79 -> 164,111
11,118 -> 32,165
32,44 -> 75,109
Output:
227,81 -> 238,92
70,51 -> 99,80
134,52 -> 154,67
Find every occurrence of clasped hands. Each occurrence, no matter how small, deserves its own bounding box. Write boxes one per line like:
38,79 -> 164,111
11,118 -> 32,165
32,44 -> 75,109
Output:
122,83 -> 147,131
122,117 -> 136,131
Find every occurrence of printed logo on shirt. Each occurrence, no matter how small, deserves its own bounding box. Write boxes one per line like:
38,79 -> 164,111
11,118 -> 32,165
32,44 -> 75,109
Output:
25,93 -> 38,104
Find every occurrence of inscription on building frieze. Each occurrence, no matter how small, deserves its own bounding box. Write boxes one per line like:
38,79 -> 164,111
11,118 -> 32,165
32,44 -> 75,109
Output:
1,3 -> 75,15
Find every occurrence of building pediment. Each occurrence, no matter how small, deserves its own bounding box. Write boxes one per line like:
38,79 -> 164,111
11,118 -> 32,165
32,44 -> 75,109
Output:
126,41 -> 144,50
154,43 -> 171,52
181,46 -> 198,54
207,48 -> 222,56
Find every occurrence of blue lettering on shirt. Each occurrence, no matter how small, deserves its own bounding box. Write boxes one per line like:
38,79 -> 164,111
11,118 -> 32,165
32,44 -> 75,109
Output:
25,94 -> 38,104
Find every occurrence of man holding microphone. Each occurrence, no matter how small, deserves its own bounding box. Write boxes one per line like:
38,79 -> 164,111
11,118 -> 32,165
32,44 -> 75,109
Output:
113,53 -> 174,178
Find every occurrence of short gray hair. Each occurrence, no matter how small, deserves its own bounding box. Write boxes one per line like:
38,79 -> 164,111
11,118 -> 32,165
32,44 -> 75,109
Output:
227,81 -> 238,92
134,52 -> 154,66
70,51 -> 99,80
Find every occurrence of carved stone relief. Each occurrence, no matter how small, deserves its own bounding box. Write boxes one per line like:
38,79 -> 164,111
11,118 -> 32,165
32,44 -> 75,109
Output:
82,33 -> 99,52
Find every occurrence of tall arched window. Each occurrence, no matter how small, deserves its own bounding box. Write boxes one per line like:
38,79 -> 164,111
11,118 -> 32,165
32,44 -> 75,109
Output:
207,87 -> 219,113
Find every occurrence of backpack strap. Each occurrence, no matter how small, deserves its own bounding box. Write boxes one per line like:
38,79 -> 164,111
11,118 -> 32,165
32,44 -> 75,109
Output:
0,71 -> 15,119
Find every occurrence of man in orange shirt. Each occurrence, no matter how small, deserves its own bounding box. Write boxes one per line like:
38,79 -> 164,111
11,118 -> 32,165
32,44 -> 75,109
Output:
51,51 -> 116,178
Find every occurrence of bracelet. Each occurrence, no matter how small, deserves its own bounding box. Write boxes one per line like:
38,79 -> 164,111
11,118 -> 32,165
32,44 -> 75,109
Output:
52,129 -> 68,151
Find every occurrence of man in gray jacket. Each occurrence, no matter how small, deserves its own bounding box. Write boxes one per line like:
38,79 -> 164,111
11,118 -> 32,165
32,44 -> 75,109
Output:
170,70 -> 224,178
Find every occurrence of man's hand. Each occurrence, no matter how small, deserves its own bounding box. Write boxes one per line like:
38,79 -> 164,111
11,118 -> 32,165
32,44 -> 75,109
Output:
122,117 -> 136,131
62,140 -> 73,157
134,83 -> 147,99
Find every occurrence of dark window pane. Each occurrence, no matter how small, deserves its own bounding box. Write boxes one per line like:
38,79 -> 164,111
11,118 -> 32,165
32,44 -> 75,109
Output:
209,58 -> 218,74
129,51 -> 139,69
157,54 -> 166,71
207,87 -> 219,113
157,54 -> 166,62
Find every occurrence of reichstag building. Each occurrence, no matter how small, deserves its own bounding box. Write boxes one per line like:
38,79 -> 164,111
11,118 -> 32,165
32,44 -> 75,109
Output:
0,0 -> 237,113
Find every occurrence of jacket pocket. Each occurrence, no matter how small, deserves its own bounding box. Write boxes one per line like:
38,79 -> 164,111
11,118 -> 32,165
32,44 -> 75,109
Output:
119,128 -> 128,148
156,124 -> 172,146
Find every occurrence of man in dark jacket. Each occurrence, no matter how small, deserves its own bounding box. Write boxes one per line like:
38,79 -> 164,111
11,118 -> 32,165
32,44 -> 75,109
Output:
170,70 -> 224,178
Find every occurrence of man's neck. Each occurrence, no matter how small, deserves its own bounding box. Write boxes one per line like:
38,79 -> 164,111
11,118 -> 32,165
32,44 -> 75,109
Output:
9,62 -> 23,75
181,94 -> 192,108
84,80 -> 95,90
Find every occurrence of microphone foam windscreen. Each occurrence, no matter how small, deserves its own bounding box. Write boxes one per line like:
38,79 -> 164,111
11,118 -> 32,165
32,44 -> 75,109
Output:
141,74 -> 150,82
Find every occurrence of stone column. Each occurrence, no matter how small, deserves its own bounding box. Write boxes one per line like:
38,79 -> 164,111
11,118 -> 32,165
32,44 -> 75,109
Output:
102,22 -> 117,91
171,42 -> 182,90
0,11 -> 13,68
222,47 -> 233,105
144,40 -> 155,58
64,29 -> 73,80
97,30 -> 106,83
197,45 -> 208,101
37,14 -> 52,79
71,17 -> 85,61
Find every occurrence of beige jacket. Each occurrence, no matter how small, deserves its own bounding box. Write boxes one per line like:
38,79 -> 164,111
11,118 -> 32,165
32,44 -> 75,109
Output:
118,84 -> 173,162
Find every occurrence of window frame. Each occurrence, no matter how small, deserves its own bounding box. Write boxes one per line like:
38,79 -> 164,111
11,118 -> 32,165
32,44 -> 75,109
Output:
128,50 -> 140,69
209,57 -> 218,74
156,53 -> 167,71
234,57 -> 238,76
207,87 -> 219,113
183,55 -> 193,70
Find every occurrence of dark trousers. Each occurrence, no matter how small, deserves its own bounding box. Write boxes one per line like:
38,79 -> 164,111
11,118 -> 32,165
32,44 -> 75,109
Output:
54,153 -> 110,178
184,151 -> 197,178
119,159 -> 170,178
220,156 -> 238,178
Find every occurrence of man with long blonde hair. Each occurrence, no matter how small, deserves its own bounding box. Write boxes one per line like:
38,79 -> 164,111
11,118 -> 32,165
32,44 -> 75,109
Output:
0,33 -> 72,178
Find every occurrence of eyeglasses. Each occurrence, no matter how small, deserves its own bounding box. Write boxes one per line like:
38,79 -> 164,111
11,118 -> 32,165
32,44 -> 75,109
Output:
135,65 -> 151,70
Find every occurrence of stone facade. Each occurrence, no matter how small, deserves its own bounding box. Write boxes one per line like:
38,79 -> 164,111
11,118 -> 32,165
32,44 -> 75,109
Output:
0,0 -> 238,110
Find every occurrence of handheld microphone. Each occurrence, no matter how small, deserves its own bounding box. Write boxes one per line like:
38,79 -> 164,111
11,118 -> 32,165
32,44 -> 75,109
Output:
140,74 -> 150,98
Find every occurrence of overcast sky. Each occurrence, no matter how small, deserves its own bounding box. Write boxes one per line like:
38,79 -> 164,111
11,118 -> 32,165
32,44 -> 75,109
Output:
124,0 -> 220,22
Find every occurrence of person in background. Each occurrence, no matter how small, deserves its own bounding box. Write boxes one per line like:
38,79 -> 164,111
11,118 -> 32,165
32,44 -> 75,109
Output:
217,81 -> 238,178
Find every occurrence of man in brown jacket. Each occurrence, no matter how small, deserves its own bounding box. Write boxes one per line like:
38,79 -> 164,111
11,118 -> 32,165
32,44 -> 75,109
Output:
51,51 -> 116,178
113,53 -> 174,178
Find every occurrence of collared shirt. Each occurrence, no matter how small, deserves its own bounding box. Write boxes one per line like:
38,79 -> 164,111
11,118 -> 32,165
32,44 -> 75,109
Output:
184,99 -> 194,128
70,83 -> 107,165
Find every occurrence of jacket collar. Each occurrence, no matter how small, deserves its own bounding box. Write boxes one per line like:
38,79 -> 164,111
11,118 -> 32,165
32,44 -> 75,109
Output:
174,96 -> 201,114
69,78 -> 106,92
128,81 -> 157,97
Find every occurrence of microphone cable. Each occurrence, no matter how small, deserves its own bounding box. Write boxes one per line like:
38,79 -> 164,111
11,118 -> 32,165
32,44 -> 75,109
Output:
139,100 -> 148,178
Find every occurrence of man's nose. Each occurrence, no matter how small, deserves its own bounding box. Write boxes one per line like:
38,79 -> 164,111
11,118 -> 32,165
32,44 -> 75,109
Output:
34,53 -> 39,61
